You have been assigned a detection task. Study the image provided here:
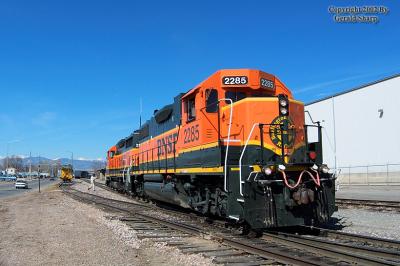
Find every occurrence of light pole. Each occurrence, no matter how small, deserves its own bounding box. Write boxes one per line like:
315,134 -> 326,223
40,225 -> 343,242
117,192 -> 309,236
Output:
66,150 -> 74,171
6,143 -> 9,169
29,151 -> 32,178
38,154 -> 41,193
5,140 -> 20,171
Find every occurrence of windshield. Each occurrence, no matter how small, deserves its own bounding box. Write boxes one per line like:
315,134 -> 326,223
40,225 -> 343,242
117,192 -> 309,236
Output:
225,90 -> 246,103
225,89 -> 274,103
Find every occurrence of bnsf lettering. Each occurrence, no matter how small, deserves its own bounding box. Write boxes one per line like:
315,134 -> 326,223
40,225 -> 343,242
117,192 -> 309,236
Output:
157,133 -> 178,156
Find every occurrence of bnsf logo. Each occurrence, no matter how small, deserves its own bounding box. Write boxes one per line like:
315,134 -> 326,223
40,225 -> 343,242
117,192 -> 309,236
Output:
157,133 -> 178,156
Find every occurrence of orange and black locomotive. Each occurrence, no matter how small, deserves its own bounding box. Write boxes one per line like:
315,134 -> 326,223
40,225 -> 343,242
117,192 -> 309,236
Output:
106,69 -> 336,229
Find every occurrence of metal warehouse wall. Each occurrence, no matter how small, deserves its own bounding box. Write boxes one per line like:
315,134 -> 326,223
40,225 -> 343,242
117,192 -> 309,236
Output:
304,75 -> 400,184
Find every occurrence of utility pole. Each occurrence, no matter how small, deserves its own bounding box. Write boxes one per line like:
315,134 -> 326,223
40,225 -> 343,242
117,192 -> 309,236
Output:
5,140 -> 20,171
6,143 -> 9,169
29,151 -> 32,179
66,151 -> 74,170
38,155 -> 41,193
140,97 -> 142,127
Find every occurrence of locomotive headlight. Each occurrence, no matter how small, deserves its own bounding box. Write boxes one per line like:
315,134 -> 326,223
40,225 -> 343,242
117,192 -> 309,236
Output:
279,99 -> 288,107
278,164 -> 286,171
263,167 -> 272,175
320,165 -> 330,174
280,108 -> 288,115
311,164 -> 318,171
278,94 -> 289,116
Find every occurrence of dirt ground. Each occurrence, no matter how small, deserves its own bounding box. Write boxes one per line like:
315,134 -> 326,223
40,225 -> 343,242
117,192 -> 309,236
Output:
0,184 -> 213,266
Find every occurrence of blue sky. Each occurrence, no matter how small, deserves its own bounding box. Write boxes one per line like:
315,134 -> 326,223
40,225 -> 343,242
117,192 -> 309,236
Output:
0,0 -> 399,160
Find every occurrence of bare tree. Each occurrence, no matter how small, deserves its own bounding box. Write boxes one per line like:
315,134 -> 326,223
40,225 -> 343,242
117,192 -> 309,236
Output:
2,156 -> 24,171
91,160 -> 105,172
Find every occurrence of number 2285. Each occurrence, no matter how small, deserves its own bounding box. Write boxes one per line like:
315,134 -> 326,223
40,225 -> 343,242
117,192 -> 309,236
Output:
184,125 -> 199,143
223,76 -> 248,85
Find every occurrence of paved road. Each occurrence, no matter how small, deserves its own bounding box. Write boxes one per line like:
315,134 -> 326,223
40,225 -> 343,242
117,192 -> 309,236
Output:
336,185 -> 400,202
0,179 -> 58,199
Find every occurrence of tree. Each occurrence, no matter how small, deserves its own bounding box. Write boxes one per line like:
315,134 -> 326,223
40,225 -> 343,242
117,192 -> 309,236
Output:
91,160 -> 105,172
2,156 -> 24,171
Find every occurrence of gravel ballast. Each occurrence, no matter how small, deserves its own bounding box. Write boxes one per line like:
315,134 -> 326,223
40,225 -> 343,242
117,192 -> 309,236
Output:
0,184 -> 214,266
76,180 -> 400,242
2,180 -> 399,265
73,180 -> 138,203
332,207 -> 400,240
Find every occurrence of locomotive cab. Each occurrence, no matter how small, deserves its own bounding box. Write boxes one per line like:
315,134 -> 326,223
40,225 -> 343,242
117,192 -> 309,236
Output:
211,70 -> 335,228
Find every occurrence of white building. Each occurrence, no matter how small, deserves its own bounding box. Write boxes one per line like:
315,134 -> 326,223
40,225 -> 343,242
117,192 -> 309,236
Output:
305,74 -> 400,184
6,167 -> 16,175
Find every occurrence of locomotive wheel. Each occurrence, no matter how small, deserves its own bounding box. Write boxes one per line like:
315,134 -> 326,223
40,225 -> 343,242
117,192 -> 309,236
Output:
242,223 -> 263,237
248,229 -> 263,238
242,223 -> 250,235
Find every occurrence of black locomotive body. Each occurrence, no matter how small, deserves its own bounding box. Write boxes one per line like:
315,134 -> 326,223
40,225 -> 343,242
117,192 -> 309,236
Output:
106,69 -> 336,229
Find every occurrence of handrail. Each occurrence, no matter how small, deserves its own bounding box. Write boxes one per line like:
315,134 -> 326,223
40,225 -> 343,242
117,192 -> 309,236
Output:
218,98 -> 233,193
122,159 -> 127,183
304,110 -> 320,126
246,171 -> 259,181
135,142 -> 177,173
199,97 -> 233,193
238,122 -> 260,196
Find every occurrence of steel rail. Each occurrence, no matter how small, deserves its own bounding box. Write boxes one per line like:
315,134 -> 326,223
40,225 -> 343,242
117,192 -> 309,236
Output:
63,188 -> 325,266
263,231 -> 400,264
79,181 -> 400,265
336,198 -> 400,211
85,180 -> 400,264
301,225 -> 400,250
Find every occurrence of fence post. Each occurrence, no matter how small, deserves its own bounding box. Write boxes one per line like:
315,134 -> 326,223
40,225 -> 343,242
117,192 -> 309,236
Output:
366,165 -> 369,186
386,163 -> 389,185
348,166 -> 351,185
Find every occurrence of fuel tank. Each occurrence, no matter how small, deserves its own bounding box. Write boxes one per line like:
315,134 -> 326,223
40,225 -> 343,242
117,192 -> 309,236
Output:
144,182 -> 190,208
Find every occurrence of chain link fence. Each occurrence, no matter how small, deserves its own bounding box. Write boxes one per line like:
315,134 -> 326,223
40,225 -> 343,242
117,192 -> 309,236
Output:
336,163 -> 400,185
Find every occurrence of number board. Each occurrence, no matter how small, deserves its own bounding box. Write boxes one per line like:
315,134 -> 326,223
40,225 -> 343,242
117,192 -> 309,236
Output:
222,76 -> 248,85
260,78 -> 275,90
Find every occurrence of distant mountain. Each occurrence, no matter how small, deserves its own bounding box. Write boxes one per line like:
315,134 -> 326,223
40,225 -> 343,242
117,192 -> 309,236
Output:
1,156 -> 106,171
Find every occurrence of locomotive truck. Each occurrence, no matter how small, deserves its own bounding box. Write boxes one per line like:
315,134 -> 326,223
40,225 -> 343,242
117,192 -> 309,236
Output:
106,69 -> 336,229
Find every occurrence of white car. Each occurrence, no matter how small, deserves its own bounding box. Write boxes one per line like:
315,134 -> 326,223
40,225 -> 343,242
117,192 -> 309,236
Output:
15,179 -> 28,189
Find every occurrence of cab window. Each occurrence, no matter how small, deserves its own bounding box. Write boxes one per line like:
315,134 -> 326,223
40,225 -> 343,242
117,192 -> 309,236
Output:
187,97 -> 196,121
225,90 -> 246,104
252,90 -> 272,97
205,89 -> 218,113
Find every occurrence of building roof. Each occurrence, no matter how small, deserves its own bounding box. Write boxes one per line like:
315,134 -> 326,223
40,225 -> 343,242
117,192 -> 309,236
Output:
306,73 -> 400,105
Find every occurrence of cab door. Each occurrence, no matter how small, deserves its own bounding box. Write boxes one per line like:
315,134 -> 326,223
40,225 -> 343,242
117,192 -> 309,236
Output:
179,89 -> 202,168
199,88 -> 221,167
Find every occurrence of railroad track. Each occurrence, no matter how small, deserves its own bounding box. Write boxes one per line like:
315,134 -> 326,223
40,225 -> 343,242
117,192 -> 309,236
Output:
265,226 -> 400,265
80,179 -> 124,194
90,179 -> 400,212
300,226 -> 400,251
336,198 -> 400,212
64,188 -> 279,265
63,186 -> 400,265
78,179 -> 197,217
